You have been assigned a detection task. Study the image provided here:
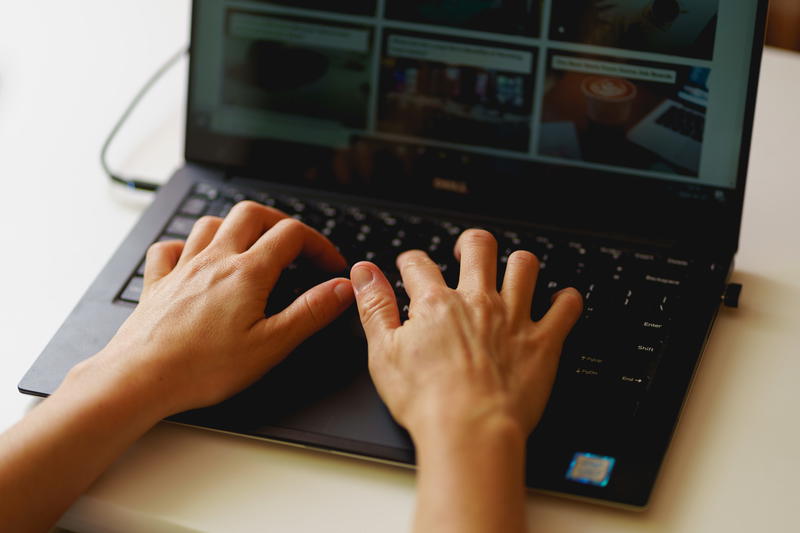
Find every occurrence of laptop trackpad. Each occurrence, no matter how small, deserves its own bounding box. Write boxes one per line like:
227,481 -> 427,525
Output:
170,309 -> 414,455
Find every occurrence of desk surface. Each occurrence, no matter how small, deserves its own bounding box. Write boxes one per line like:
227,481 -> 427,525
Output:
1,2 -> 799,532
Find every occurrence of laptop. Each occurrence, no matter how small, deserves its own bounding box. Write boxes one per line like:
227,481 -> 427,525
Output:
19,0 -> 768,509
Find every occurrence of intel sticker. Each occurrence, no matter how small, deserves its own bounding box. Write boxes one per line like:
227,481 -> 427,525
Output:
566,452 -> 615,487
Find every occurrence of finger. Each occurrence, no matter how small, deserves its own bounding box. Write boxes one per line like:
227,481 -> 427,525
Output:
142,240 -> 184,294
453,229 -> 498,292
178,216 -> 223,266
500,251 -> 540,320
537,288 -> 584,341
262,278 -> 355,355
351,262 -> 401,341
396,250 -> 446,301
210,201 -> 289,253
246,217 -> 347,287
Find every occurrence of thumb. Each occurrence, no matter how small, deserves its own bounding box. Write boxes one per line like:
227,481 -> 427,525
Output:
266,278 -> 354,353
351,262 -> 401,341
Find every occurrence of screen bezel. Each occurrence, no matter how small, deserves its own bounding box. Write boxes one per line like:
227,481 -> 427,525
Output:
184,0 -> 769,254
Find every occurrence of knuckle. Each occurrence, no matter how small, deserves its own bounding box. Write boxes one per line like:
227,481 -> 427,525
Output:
398,249 -> 430,265
302,290 -> 326,329
274,216 -> 305,233
228,200 -> 269,221
193,215 -> 222,231
418,286 -> 452,307
401,259 -> 432,273
359,292 -> 394,325
186,253 -> 215,276
469,290 -> 498,309
468,291 -> 503,319
146,240 -> 176,257
529,329 -> 562,353
233,200 -> 263,215
527,327 -> 550,346
146,242 -> 167,256
227,253 -> 255,275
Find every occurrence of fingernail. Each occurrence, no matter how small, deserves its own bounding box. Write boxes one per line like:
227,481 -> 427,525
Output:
334,281 -> 354,304
351,266 -> 374,293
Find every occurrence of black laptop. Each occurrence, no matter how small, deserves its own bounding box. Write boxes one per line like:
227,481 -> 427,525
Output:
19,0 -> 768,509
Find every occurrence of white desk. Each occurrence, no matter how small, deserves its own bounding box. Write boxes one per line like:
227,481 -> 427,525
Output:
1,3 -> 799,532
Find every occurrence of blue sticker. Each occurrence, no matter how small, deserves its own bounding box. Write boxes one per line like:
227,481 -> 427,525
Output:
566,452 -> 616,487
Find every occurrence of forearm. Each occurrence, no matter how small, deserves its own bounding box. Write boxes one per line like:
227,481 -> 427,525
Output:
411,416 -> 528,533
0,351 -> 167,532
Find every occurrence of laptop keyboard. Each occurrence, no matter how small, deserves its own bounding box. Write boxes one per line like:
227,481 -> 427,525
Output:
120,181 -> 695,423
656,105 -> 705,143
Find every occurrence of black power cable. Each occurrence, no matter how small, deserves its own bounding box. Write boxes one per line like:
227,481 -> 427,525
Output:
100,46 -> 189,192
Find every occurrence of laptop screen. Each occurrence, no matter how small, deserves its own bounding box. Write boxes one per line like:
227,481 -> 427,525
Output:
186,0 -> 765,246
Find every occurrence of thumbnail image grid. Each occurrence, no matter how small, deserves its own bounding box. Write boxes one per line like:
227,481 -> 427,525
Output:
211,0 -> 721,182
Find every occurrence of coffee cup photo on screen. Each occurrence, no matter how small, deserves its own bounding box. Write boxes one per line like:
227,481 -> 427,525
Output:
538,51 -> 710,176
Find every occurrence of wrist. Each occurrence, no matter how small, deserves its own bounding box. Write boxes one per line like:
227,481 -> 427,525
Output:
62,349 -> 174,426
405,393 -> 527,450
410,407 -> 527,461
410,407 -> 529,533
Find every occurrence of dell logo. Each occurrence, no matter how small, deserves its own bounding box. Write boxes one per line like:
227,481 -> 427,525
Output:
432,177 -> 469,195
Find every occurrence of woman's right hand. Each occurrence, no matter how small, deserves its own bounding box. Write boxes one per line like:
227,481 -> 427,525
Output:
350,228 -> 583,444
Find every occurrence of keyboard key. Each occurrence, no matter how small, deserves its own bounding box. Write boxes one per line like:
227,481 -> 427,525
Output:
643,273 -> 682,289
205,198 -> 234,218
346,206 -> 368,223
221,186 -> 246,203
165,216 -> 196,238
441,221 -> 462,237
666,257 -> 690,268
315,202 -> 339,219
180,197 -> 208,217
631,339 -> 665,357
120,276 -> 144,303
633,251 -> 657,263
194,183 -> 219,200
639,318 -> 670,335
565,346 -> 611,385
